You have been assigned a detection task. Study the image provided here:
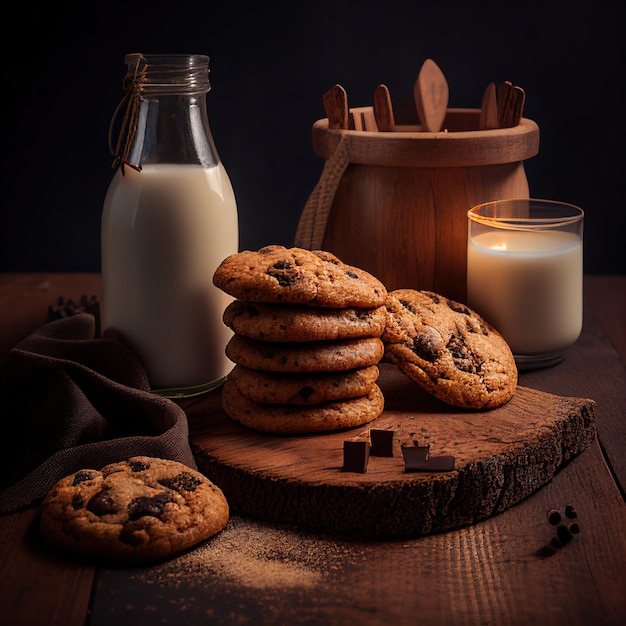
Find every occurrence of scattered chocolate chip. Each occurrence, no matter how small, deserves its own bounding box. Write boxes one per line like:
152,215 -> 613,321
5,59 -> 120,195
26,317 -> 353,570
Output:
569,523 -> 580,535
48,294 -> 101,335
370,429 -> 395,457
342,440 -> 370,473
345,271 -> 359,279
564,504 -> 577,519
548,509 -> 562,525
556,524 -> 573,544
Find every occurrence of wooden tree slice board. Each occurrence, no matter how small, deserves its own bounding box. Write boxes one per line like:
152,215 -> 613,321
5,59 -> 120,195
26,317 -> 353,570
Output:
185,364 -> 596,540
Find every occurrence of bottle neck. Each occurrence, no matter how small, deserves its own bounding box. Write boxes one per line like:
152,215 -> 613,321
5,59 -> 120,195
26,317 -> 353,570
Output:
109,54 -> 220,171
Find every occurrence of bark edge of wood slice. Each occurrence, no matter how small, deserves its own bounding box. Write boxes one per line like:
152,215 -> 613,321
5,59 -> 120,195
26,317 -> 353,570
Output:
187,364 -> 597,540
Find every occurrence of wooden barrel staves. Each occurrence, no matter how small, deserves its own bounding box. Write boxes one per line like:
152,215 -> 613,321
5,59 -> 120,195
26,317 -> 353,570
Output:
295,108 -> 540,303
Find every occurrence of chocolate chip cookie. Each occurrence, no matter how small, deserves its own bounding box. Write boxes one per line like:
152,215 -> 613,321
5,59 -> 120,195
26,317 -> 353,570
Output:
223,300 -> 387,342
221,378 -> 384,434
39,457 -> 229,562
227,363 -> 379,405
382,289 -> 517,409
225,334 -> 384,373
213,245 -> 387,309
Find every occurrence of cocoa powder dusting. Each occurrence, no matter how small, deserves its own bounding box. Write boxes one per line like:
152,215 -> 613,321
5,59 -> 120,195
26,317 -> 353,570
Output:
132,516 -> 366,591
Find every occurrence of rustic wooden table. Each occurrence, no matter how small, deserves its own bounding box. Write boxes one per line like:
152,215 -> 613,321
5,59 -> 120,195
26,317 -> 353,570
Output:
1,273 -> 625,626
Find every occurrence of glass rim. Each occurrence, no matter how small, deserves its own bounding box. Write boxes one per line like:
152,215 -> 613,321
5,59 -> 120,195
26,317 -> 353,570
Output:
468,198 -> 584,229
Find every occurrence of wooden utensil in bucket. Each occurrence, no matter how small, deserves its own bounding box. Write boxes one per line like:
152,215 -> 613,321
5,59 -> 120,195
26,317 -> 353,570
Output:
295,108 -> 540,303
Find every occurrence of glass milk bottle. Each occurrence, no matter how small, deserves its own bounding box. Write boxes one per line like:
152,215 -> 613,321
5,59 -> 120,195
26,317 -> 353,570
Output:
102,53 -> 238,395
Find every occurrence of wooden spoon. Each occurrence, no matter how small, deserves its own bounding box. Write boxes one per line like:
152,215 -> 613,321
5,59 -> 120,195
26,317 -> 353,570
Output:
413,59 -> 449,132
373,84 -> 395,131
479,82 -> 498,130
497,81 -> 526,128
323,84 -> 349,130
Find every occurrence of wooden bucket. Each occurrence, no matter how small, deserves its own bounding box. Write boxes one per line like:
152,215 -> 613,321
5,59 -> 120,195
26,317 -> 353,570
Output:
295,108 -> 540,303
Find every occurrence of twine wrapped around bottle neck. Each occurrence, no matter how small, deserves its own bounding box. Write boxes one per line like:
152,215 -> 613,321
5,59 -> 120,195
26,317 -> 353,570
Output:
107,54 -> 146,174
107,53 -> 211,174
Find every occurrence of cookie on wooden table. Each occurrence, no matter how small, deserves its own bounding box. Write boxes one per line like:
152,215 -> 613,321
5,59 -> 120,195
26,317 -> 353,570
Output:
221,378 -> 384,434
227,363 -> 379,405
225,334 -> 384,373
223,300 -> 387,342
213,245 -> 387,309
382,289 -> 517,409
39,456 -> 229,562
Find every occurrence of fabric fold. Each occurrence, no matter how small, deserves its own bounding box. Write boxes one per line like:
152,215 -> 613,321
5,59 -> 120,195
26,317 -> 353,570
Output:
0,314 -> 197,515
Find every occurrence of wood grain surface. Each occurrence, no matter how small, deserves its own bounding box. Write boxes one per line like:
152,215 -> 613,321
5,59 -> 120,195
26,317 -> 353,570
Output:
187,363 -> 596,539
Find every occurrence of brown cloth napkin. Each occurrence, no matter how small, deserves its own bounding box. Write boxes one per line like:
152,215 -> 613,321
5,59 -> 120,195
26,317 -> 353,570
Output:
0,314 -> 197,515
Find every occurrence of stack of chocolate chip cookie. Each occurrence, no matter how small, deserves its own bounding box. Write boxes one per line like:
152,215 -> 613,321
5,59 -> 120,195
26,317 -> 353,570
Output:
212,245 -> 387,434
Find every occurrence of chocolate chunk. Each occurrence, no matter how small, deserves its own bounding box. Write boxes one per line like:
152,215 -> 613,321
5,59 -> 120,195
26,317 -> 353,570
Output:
127,493 -> 173,520
87,490 -> 117,516
370,429 -> 395,457
159,472 -> 202,493
342,440 -> 370,473
402,445 -> 455,472
346,271 -> 359,279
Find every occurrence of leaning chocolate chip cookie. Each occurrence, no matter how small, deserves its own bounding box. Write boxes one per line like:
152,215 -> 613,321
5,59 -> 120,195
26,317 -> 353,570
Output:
223,300 -> 387,342
382,289 -> 517,409
221,378 -> 384,434
213,245 -> 387,309
39,457 -> 229,562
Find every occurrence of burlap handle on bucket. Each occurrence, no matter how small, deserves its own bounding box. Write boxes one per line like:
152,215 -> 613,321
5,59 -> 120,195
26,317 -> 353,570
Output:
294,133 -> 351,250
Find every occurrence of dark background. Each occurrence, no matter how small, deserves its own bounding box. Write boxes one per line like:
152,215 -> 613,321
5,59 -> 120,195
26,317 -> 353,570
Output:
2,0 -> 624,275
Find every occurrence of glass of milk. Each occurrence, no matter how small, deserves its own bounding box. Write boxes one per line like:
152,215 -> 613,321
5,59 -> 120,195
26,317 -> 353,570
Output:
467,199 -> 584,370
